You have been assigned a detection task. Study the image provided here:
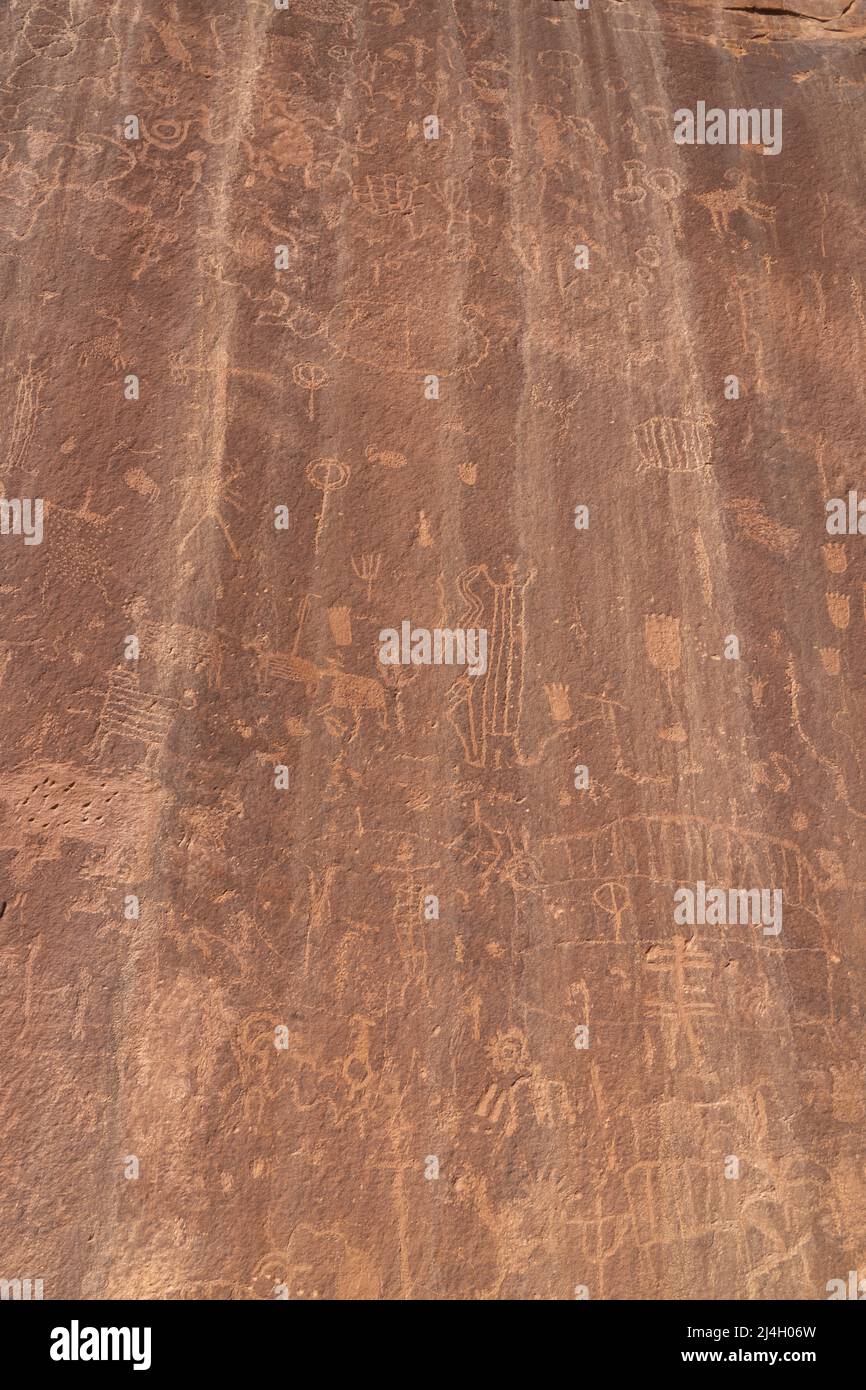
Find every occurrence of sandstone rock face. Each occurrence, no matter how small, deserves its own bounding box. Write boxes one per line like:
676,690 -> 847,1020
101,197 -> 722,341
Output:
1,0 -> 865,1301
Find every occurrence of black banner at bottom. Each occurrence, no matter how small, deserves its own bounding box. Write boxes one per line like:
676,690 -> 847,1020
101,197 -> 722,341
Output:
0,1297 -> 860,1376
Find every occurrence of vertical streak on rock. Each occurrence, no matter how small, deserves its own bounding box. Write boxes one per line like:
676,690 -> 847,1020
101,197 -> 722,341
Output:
97,1 -> 273,1298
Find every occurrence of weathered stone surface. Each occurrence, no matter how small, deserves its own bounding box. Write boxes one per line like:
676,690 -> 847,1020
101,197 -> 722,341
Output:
1,0 -> 865,1300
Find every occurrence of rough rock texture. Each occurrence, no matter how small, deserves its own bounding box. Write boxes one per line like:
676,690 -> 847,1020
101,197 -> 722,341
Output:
1,0 -> 865,1301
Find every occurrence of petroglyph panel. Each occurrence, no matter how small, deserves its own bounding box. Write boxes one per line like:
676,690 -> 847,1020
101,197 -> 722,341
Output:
0,0 -> 864,1309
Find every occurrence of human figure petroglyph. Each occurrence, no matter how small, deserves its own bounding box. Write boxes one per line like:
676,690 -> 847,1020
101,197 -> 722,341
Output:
305,457 -> 350,555
292,361 -> 328,421
446,800 -> 543,900
173,446 -> 244,562
373,839 -> 443,1003
472,1026 -> 578,1151
446,560 -> 535,769
592,881 -> 634,943
644,935 -> 719,1070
